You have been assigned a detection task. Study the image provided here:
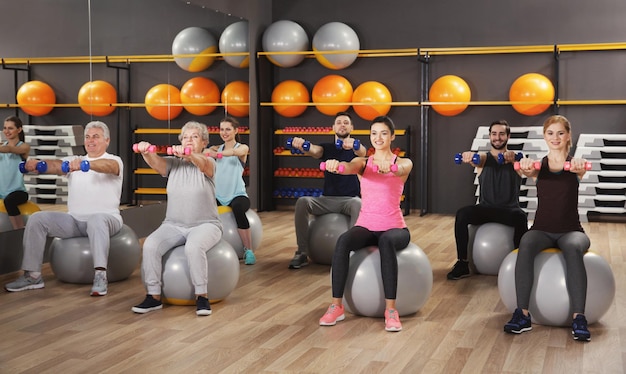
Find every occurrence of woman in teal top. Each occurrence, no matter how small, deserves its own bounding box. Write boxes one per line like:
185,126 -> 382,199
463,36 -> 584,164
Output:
0,116 -> 31,230
206,117 -> 256,265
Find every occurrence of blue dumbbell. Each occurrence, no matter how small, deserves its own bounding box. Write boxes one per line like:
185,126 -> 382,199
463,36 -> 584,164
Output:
19,161 -> 28,173
61,160 -> 91,173
36,161 -> 48,173
454,153 -> 480,165
497,152 -> 524,164
286,137 -> 311,154
335,138 -> 360,150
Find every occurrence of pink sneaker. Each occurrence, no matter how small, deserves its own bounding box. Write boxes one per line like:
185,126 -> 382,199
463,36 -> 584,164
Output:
319,304 -> 345,326
384,308 -> 402,332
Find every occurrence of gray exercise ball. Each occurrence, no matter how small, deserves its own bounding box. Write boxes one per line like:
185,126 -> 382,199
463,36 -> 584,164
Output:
469,223 -> 515,275
498,249 -> 615,326
342,242 -> 433,317
218,207 -> 263,259
49,224 -> 141,284
308,213 -> 350,265
161,239 -> 240,305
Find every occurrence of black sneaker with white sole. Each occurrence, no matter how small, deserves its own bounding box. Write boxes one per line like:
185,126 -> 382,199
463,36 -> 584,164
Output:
132,295 -> 163,314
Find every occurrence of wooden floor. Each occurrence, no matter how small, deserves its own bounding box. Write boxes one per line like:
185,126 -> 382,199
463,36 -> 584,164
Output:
0,208 -> 624,373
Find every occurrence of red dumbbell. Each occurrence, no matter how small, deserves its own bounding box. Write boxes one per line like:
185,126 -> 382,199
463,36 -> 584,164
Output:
132,143 -> 157,153
514,161 -> 542,171
319,161 -> 345,173
371,164 -> 399,173
564,161 -> 592,171
167,146 -> 191,155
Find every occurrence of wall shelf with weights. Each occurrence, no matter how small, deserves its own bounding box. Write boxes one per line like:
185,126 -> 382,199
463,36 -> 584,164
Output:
131,126 -> 251,204
272,127 -> 411,215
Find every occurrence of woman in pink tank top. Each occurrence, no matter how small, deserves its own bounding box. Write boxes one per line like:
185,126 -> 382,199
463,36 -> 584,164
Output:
318,115 -> 413,332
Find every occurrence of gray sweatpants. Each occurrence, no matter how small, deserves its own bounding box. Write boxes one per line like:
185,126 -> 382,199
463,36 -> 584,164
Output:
294,196 -> 361,255
142,222 -> 222,296
515,230 -> 590,313
22,211 -> 122,272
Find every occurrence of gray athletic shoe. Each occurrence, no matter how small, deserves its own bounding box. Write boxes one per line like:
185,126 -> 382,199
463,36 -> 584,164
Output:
5,274 -> 45,292
288,253 -> 309,269
91,271 -> 108,296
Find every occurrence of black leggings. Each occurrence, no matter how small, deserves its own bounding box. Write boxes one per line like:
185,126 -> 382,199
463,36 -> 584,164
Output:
454,204 -> 528,260
3,190 -> 28,216
220,196 -> 250,229
515,230 -> 590,313
331,226 -> 410,300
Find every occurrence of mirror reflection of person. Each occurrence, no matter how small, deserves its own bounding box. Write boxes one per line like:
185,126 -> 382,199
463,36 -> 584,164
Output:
0,116 -> 31,230
205,117 -> 256,265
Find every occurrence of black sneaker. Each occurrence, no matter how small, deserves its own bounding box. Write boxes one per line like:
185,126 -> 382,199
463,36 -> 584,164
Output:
131,295 -> 163,314
196,296 -> 212,316
572,314 -> 591,341
504,308 -> 532,334
289,253 -> 309,269
447,260 -> 470,280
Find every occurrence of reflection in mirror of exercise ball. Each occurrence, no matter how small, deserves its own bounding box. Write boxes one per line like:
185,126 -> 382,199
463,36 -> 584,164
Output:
172,27 -> 218,72
78,80 -> 117,117
180,77 -> 220,116
272,80 -> 309,118
221,81 -> 249,117
352,81 -> 392,121
312,75 -> 353,116
144,84 -> 183,121
16,80 -> 56,117
509,73 -> 554,116
429,75 -> 471,117
219,21 -> 249,69
262,20 -> 309,68
312,22 -> 360,70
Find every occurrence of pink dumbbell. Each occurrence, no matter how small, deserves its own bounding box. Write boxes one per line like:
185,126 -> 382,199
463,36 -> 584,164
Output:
167,146 -> 191,155
564,161 -> 592,171
320,161 -> 345,173
132,143 -> 156,153
372,164 -> 399,173
514,161 -> 542,171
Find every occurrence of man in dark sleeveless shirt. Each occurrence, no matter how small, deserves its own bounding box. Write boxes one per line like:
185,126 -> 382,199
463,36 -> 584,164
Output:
287,112 -> 367,269
447,120 -> 529,280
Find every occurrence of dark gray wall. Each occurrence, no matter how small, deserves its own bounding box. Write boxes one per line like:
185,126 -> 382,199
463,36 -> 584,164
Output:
269,0 -> 626,214
1,0 -> 625,215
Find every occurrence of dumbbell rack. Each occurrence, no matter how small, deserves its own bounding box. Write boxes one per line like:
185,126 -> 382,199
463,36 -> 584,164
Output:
574,134 -> 626,221
272,127 -> 410,215
23,125 -> 85,204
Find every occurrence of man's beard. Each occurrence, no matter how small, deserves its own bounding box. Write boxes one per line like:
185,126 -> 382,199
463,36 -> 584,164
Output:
491,141 -> 507,150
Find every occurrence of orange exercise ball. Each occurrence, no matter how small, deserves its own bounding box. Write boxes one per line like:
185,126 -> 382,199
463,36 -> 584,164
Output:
271,80 -> 309,117
221,81 -> 249,117
429,75 -> 471,116
78,80 -> 117,116
352,81 -> 392,121
16,80 -> 56,116
180,77 -> 220,116
144,84 -> 183,121
312,74 -> 353,116
509,73 -> 554,116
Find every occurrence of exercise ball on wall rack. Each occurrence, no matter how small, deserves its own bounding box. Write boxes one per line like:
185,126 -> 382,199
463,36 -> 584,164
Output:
78,80 -> 117,117
262,20 -> 309,68
219,20 -> 249,69
271,80 -> 309,118
144,84 -> 183,121
312,21 -> 360,70
509,73 -> 554,116
312,75 -> 353,116
16,80 -> 56,116
172,26 -> 218,72
428,75 -> 471,116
